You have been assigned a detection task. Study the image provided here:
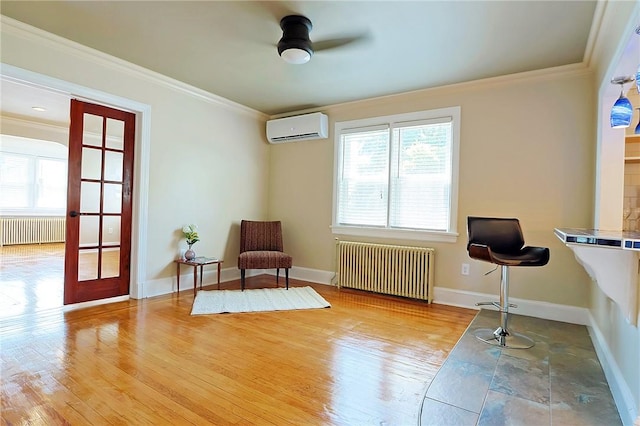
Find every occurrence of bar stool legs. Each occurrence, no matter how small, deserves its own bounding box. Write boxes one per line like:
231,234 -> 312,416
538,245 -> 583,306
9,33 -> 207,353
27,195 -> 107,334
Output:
474,265 -> 535,349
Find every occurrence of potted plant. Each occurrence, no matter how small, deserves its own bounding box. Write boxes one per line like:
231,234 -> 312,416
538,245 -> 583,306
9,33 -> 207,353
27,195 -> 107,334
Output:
182,224 -> 199,260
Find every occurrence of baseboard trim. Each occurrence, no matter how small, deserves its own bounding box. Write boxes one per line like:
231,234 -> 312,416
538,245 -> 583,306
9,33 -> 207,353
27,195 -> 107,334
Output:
139,266 -> 245,298
587,312 -> 638,426
138,266 -> 335,299
140,273 -> 589,325
66,295 -> 130,311
432,286 -> 590,325
265,266 -> 336,286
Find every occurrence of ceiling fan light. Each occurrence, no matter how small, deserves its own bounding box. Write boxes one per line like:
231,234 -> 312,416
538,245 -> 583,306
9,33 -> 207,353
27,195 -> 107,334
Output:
281,47 -> 311,64
278,15 -> 313,65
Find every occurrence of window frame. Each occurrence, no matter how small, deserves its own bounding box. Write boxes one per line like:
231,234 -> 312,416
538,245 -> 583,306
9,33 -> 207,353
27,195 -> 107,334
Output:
0,151 -> 68,216
331,106 -> 461,243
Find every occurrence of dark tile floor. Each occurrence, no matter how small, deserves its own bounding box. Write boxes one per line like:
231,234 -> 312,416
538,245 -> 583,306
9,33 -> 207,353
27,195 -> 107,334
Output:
420,309 -> 622,426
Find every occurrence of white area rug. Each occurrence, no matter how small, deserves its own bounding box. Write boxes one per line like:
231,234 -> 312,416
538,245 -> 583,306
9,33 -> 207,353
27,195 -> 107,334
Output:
191,286 -> 331,315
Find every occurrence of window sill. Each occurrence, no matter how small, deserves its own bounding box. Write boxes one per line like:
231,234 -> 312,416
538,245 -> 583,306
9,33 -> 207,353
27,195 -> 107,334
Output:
331,225 -> 458,243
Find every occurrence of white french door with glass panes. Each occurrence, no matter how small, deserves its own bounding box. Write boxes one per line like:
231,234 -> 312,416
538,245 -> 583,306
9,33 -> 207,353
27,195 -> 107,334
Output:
64,99 -> 135,305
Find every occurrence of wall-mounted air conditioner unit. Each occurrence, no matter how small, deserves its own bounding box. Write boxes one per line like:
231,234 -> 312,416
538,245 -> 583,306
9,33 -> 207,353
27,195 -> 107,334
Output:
266,112 -> 328,143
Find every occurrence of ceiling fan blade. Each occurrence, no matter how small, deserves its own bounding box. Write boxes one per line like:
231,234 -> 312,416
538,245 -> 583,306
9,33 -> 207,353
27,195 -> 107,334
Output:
313,33 -> 371,52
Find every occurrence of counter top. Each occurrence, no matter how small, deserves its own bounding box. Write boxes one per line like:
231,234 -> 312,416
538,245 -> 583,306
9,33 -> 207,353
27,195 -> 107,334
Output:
554,227 -> 640,251
554,227 -> 639,326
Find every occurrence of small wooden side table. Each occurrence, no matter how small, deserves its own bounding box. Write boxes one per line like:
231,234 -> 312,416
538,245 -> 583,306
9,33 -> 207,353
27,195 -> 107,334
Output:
175,257 -> 223,296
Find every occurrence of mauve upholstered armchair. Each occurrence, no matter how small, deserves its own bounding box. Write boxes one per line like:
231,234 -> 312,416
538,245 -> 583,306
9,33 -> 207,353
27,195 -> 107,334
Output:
237,220 -> 292,291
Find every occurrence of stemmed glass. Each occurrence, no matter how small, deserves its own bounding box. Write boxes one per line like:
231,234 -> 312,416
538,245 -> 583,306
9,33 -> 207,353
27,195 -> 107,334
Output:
610,76 -> 634,128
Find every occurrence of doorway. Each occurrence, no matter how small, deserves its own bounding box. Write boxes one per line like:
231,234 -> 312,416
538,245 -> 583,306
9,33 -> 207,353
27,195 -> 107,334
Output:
0,82 -> 71,316
0,66 -> 150,315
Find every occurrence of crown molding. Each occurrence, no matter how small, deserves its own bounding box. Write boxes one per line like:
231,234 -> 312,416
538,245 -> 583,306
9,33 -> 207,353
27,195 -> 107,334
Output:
0,15 -> 268,121
288,62 -> 592,117
1,113 -> 68,133
1,114 -> 125,147
582,0 -> 606,67
0,113 -> 69,147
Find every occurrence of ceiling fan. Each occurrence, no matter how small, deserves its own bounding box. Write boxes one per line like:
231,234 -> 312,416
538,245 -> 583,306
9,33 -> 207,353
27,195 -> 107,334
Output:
277,15 -> 367,65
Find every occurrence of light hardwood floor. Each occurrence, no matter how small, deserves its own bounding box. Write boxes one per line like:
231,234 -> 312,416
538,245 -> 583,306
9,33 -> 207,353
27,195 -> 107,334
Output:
1,245 -> 476,425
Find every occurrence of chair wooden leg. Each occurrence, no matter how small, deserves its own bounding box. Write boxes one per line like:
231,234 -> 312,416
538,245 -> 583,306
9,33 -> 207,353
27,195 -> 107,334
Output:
276,268 -> 280,286
241,269 -> 245,291
285,268 -> 289,290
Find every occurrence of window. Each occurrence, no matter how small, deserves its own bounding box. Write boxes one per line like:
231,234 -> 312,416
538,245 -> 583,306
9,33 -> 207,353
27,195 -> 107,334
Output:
0,152 -> 67,214
332,107 -> 460,242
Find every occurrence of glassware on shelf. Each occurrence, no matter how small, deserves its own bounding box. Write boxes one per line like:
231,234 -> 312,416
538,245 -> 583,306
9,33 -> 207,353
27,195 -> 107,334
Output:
610,76 -> 634,128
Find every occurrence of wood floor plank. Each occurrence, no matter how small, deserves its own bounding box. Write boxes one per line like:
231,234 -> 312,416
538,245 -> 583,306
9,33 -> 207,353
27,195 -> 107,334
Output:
1,254 -> 476,425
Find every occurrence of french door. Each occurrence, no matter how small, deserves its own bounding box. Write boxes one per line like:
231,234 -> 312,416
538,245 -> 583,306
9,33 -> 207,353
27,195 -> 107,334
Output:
64,99 -> 135,305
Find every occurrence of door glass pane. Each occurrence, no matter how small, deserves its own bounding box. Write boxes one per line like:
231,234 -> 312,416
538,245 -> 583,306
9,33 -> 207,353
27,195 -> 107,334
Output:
103,183 -> 122,214
106,118 -> 124,150
83,114 -> 103,147
104,151 -> 123,182
78,249 -> 98,281
79,216 -> 99,248
103,216 -> 121,247
81,147 -> 102,180
102,248 -> 120,278
80,182 -> 101,213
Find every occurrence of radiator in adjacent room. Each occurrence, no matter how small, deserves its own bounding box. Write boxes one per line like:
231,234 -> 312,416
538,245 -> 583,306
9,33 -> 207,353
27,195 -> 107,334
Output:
0,217 -> 66,246
336,240 -> 434,302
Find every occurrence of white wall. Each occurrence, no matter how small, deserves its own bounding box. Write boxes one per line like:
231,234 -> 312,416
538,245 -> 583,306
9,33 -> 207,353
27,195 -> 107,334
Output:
590,281 -> 640,426
0,17 -> 270,296
269,67 -> 595,308
588,2 -> 640,424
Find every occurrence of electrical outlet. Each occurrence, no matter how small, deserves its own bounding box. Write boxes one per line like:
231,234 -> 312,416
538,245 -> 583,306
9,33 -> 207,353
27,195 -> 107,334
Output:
461,263 -> 470,275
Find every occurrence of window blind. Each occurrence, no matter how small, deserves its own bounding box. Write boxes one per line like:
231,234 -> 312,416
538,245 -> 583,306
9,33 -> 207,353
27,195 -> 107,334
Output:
335,112 -> 456,233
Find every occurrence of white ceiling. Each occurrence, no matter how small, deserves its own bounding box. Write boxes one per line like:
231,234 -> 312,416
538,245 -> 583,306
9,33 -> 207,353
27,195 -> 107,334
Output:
1,0 -> 598,122
1,79 -> 72,125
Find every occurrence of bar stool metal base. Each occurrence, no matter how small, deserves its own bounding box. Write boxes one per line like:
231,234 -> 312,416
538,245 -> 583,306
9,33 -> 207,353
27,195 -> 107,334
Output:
474,327 -> 535,349
474,265 -> 535,350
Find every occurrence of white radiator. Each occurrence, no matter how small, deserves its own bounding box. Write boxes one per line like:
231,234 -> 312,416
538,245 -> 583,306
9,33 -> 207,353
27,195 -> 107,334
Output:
0,217 -> 66,246
337,241 -> 434,302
